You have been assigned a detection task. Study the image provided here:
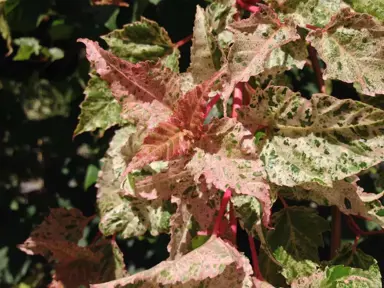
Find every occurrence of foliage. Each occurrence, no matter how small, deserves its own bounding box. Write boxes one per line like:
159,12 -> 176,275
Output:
5,0 -> 384,287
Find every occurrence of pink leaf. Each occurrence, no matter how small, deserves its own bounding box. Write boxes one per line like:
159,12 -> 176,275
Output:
78,39 -> 180,107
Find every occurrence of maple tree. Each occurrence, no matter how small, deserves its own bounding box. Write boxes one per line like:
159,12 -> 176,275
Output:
19,0 -> 384,287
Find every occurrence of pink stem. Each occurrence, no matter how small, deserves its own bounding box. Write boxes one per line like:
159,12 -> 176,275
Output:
174,34 -> 192,48
213,189 -> 232,236
248,235 -> 264,280
204,93 -> 221,119
237,0 -> 261,13
232,83 -> 244,118
229,202 -> 237,246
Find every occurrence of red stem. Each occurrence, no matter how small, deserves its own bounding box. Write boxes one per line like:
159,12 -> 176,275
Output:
278,194 -> 288,208
229,202 -> 237,246
232,83 -> 244,118
347,215 -> 384,236
248,235 -> 264,280
213,189 -> 232,236
308,45 -> 325,93
236,0 -> 261,13
204,93 -> 221,119
174,34 -> 192,48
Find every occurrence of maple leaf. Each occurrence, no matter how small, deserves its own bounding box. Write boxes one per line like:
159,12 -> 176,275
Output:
133,158 -> 193,200
101,17 -> 176,64
97,127 -> 174,238
307,8 -> 384,96
91,237 -> 254,288
265,0 -> 348,28
222,6 -> 300,102
259,206 -> 329,286
74,73 -> 126,136
279,176 -> 384,228
78,39 -> 180,107
18,208 -> 126,287
187,148 -> 272,226
92,0 -> 128,7
238,86 -> 384,187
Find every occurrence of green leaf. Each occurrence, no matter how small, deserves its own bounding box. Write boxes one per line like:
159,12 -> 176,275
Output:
329,244 -> 379,270
307,8 -> 384,96
344,0 -> 384,21
101,17 -> 176,64
259,206 -> 329,286
104,8 -> 119,31
74,74 -> 126,136
238,86 -> 384,187
91,237 -> 254,288
13,37 -> 40,60
47,47 -> 64,61
84,164 -> 99,191
266,0 -> 346,28
0,3 -> 12,55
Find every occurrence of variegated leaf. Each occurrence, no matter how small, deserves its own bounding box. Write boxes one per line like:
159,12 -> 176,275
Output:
125,121 -> 194,173
91,237 -> 254,288
222,6 -> 300,102
187,148 -> 272,226
102,17 -> 175,64
279,176 -> 384,228
259,207 -> 329,286
78,39 -> 180,107
266,0 -> 348,28
344,0 -> 384,21
238,86 -> 384,187
74,73 -> 126,136
307,8 -> 384,96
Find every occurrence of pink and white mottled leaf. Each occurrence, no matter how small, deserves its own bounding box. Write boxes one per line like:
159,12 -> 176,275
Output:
91,237 -> 254,288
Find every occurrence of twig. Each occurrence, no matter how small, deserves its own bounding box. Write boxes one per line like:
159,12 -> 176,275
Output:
248,235 -> 264,280
213,189 -> 232,236
174,34 -> 192,48
308,45 -> 325,93
232,82 -> 243,118
330,207 -> 341,258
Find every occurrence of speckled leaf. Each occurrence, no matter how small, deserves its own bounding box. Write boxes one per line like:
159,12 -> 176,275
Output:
168,188 -> 221,260
92,0 -> 128,7
279,176 -> 384,228
307,8 -> 384,96
74,73 -> 126,136
102,17 -> 176,64
259,207 -> 329,286
292,264 -> 381,288
134,158 -> 193,200
223,7 -> 300,102
187,148 -> 272,226
344,0 -> 384,21
51,239 -> 127,288
78,39 -> 180,107
96,127 -> 172,238
91,237 -> 254,288
232,195 -> 262,236
238,86 -> 384,187
189,6 -> 220,83
125,121 -> 194,174
266,0 -> 348,28
18,208 -> 94,260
